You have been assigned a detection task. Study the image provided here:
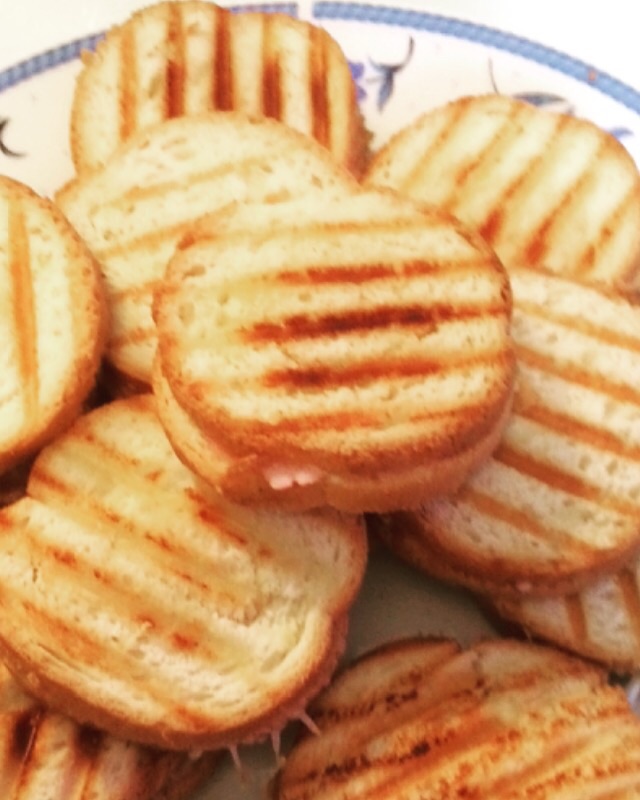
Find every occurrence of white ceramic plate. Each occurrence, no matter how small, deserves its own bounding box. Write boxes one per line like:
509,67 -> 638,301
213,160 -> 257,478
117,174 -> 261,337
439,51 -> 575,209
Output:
1,3 -> 639,798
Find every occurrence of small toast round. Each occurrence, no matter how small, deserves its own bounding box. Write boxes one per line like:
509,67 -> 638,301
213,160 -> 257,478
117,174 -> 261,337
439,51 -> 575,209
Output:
57,111 -> 360,388
153,189 -> 515,512
375,268 -> 640,596
0,660 -> 219,799
70,0 -> 368,176
0,175 -> 107,476
365,93 -> 640,289
0,395 -> 367,751
273,636 -> 640,799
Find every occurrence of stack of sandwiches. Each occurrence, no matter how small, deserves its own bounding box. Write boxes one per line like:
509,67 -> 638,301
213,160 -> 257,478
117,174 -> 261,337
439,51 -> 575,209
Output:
1,1 -> 640,797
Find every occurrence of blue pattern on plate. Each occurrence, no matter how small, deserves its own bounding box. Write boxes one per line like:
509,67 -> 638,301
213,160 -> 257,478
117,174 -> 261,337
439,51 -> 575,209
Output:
315,2 -> 640,114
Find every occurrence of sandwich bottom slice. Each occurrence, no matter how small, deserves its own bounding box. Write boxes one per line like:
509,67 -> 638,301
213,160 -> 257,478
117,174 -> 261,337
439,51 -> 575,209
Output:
0,659 -> 219,800
0,394 -> 367,752
273,636 -> 640,799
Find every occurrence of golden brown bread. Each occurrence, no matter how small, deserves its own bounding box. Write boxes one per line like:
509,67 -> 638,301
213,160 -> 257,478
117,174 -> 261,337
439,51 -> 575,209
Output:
153,189 -> 515,512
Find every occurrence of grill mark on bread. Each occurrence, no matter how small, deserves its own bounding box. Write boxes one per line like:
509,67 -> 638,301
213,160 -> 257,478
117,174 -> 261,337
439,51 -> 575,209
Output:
456,487 -> 596,558
8,200 -> 39,427
276,260 -> 478,285
165,3 -> 186,118
565,592 -> 589,652
262,15 -> 282,119
247,302 -> 501,343
118,22 -> 137,142
213,6 -> 232,109
310,24 -> 330,148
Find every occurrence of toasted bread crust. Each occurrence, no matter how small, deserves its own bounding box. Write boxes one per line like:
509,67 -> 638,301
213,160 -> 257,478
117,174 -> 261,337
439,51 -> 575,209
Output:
0,396 -> 367,750
366,93 -> 640,289
155,190 -> 515,495
375,268 -> 640,595
70,1 -> 369,176
0,176 -> 107,476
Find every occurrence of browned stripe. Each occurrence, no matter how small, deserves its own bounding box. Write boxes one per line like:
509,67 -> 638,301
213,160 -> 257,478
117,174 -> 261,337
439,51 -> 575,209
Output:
275,260 -> 491,286
8,200 -> 38,425
164,3 -> 186,118
109,324 -> 154,350
521,135 -> 610,267
248,302 -> 505,343
309,24 -> 329,147
565,592 -> 589,646
516,344 -> 640,408
617,568 -> 640,648
514,400 -> 640,462
265,351 -> 505,392
495,444 -> 640,519
515,298 -> 640,355
479,112 -> 570,244
118,22 -> 138,140
213,6 -> 233,110
460,487 -> 596,558
262,14 -> 282,118
110,279 -> 157,303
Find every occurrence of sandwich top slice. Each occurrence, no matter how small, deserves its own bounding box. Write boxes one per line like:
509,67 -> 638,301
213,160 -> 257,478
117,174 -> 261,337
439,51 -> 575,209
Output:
70,0 -> 368,176
153,189 -> 515,512
374,268 -> 640,596
0,395 -> 367,752
0,660 -> 219,800
365,93 -> 640,289
273,636 -> 640,800
56,111 -> 360,388
0,175 -> 107,477
488,549 -> 640,673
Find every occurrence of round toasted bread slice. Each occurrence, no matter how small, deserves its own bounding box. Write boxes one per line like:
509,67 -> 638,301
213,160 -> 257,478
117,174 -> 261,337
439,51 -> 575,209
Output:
56,111 -> 360,388
153,189 -> 515,512
375,268 -> 640,596
274,637 -> 640,799
0,395 -> 367,751
0,176 -> 107,477
70,0 -> 368,176
487,550 -> 640,673
153,355 -> 512,513
365,94 -> 640,289
0,660 -> 219,799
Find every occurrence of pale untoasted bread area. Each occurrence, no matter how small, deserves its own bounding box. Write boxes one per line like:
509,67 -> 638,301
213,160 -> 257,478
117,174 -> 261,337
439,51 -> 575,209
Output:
155,189 -> 514,488
275,638 -> 640,800
0,176 -> 107,475
0,396 -> 367,750
365,94 -> 640,289
70,1 -> 367,176
378,268 -> 640,595
58,112 -> 359,384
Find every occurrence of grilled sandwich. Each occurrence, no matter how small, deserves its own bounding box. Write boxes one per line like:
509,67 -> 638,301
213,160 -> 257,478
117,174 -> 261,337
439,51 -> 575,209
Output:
488,550 -> 640,672
273,636 -> 640,800
70,0 -> 368,176
0,660 -> 219,799
365,94 -> 640,289
0,175 -> 107,477
56,111 -> 360,389
0,394 -> 367,751
153,189 -> 515,512
374,267 -> 640,596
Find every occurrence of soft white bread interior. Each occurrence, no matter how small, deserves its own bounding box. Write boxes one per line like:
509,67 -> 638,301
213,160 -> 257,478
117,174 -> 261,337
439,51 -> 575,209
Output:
70,0 -> 368,176
365,94 -> 640,289
0,175 -> 107,477
0,395 -> 367,751
56,111 -> 360,387
0,660 -> 219,799
375,267 -> 640,596
153,189 -> 515,512
274,636 -> 640,799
